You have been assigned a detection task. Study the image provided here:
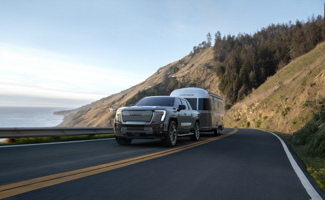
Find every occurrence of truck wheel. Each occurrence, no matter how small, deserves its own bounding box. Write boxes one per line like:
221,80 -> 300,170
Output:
190,121 -> 200,141
213,127 -> 220,136
162,121 -> 178,147
116,137 -> 132,145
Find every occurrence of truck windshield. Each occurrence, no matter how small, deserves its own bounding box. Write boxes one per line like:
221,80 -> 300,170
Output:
135,97 -> 175,107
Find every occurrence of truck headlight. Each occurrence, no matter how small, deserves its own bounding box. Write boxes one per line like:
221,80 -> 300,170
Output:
152,110 -> 166,122
115,110 -> 122,122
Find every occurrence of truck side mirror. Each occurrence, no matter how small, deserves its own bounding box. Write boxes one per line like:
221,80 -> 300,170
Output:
129,104 -> 133,107
177,105 -> 186,112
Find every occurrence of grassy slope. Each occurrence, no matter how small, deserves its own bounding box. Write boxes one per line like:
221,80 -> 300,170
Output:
59,47 -> 222,127
225,41 -> 325,133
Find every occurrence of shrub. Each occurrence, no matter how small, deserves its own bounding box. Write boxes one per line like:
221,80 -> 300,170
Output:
246,121 -> 250,128
306,131 -> 325,156
281,107 -> 291,118
225,104 -> 232,110
255,120 -> 262,128
294,123 -> 318,145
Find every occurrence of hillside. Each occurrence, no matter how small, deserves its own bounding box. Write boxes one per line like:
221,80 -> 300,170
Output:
213,16 -> 324,104
58,47 -> 222,127
224,41 -> 325,133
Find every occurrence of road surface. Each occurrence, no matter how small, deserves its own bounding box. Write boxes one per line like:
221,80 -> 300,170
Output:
0,128 -> 324,200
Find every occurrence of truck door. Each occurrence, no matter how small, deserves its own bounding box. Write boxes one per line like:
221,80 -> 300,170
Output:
176,98 -> 186,133
180,99 -> 193,131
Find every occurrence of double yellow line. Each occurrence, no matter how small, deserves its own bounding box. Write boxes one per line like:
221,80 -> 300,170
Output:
0,129 -> 237,199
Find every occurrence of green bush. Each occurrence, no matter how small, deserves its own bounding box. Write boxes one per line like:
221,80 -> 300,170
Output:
314,109 -> 325,122
255,120 -> 262,128
306,131 -> 325,157
294,123 -> 318,145
246,121 -> 250,128
281,107 -> 291,118
225,104 -> 232,110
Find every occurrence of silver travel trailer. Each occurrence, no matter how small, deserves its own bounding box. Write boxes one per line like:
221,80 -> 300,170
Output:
170,88 -> 224,135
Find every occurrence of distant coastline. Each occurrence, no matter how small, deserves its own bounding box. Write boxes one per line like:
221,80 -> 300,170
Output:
0,107 -> 69,128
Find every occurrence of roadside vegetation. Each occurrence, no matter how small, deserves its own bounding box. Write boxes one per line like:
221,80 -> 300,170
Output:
279,132 -> 325,192
276,109 -> 325,192
287,108 -> 325,192
0,134 -> 115,146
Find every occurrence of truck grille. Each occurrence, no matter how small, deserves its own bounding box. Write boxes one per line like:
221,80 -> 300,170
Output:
122,110 -> 153,122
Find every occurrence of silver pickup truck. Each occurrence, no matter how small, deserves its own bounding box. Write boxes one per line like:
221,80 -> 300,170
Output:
114,96 -> 200,147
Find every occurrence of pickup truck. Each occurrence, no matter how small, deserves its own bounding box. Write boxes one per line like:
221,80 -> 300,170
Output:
114,96 -> 200,147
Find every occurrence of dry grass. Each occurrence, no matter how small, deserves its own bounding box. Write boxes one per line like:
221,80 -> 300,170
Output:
225,42 -> 325,134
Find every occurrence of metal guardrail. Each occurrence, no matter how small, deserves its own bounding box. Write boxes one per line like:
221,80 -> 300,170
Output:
0,127 -> 114,138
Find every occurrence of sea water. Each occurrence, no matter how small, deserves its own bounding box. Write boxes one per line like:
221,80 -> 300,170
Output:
0,107 -> 71,142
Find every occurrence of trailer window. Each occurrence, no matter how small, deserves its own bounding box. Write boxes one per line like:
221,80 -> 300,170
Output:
185,98 -> 197,110
198,98 -> 211,110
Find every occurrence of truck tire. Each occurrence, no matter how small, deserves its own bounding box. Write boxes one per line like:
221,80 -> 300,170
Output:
162,121 -> 178,147
116,137 -> 132,145
190,121 -> 200,141
213,127 -> 220,136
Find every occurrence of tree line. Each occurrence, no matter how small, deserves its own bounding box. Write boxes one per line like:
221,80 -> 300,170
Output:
213,15 -> 324,104
191,33 -> 212,54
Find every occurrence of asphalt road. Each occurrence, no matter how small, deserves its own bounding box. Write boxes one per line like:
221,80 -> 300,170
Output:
0,128 -> 324,200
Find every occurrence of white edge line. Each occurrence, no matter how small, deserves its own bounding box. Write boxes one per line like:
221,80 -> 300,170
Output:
261,129 -> 322,200
0,138 -> 115,148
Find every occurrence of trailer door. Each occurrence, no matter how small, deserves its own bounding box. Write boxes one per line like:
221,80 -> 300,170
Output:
198,98 -> 212,130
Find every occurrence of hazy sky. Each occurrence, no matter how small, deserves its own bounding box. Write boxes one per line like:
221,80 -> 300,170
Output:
0,0 -> 323,108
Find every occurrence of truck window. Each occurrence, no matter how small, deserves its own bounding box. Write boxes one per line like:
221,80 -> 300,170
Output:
184,100 -> 192,110
198,98 -> 211,110
185,98 -> 197,110
181,99 -> 188,109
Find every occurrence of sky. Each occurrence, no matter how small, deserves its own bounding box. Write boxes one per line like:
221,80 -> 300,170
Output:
0,0 -> 323,108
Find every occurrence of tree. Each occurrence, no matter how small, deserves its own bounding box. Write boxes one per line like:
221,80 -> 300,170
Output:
206,32 -> 212,47
212,15 -> 325,105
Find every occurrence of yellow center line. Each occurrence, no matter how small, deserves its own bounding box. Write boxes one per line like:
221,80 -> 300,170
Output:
0,129 -> 237,199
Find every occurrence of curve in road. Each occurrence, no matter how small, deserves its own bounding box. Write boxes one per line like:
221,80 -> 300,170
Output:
0,128 -> 324,200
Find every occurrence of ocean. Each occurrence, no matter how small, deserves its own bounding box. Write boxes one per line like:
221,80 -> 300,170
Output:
0,107 -> 70,128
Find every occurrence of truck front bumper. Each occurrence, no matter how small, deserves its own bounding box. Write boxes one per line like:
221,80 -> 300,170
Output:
114,122 -> 168,139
